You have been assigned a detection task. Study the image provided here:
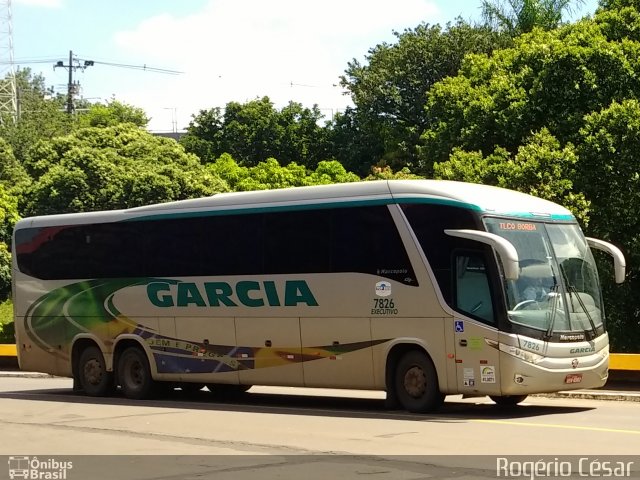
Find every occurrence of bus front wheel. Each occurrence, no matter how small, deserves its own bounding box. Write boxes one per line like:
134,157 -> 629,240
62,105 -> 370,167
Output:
394,350 -> 444,413
78,346 -> 114,397
118,347 -> 154,400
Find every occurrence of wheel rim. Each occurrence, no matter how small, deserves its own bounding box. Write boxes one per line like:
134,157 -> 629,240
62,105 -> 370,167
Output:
403,365 -> 426,398
125,357 -> 144,388
83,358 -> 103,386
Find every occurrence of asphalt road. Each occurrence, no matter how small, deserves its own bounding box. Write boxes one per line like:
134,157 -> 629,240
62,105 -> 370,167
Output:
0,377 -> 639,479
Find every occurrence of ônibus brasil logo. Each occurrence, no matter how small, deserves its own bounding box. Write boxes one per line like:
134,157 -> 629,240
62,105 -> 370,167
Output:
8,456 -> 73,479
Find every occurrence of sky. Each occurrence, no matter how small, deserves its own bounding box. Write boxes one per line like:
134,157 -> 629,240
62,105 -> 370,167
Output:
8,0 -> 599,132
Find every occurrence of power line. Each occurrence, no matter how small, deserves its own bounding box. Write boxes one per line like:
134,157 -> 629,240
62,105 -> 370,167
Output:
53,50 -> 93,114
50,51 -> 182,114
91,60 -> 182,75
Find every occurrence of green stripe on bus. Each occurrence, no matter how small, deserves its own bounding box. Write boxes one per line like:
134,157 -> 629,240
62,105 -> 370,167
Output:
124,196 -> 574,222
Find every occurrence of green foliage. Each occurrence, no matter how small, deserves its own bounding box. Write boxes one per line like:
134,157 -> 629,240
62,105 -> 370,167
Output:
0,184 -> 19,246
0,299 -> 14,344
0,69 -> 72,165
481,0 -> 586,36
363,165 -> 424,181
0,244 -> 10,301
307,160 -> 361,185
180,107 -> 224,163
420,16 -> 640,173
574,99 -> 640,350
433,129 -> 590,224
207,154 -> 359,191
182,97 -> 330,168
76,100 -> 149,128
420,3 -> 640,349
339,20 -> 511,173
0,138 -> 30,192
20,124 -> 229,216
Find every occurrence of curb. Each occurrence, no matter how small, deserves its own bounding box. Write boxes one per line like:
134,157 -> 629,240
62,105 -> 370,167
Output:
0,371 -> 56,378
535,390 -> 640,402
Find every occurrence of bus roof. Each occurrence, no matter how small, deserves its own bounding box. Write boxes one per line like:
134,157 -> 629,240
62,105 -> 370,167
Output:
15,180 -> 575,228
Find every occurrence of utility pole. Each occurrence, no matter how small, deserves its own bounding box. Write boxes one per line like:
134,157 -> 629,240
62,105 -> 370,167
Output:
53,50 -> 94,114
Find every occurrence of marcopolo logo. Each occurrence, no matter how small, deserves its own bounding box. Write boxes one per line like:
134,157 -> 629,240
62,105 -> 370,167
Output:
147,280 -> 319,308
8,456 -> 73,479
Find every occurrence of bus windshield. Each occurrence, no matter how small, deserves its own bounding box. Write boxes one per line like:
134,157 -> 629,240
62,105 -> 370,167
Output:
484,218 -> 603,337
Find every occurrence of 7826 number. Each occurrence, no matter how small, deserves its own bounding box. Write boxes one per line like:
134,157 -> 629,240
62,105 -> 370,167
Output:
374,298 -> 395,309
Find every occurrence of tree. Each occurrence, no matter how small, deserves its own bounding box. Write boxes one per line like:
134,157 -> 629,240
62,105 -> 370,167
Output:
325,107 -> 385,177
0,184 -> 18,247
338,20 -> 510,173
433,129 -> 590,223
207,154 -> 359,191
0,185 -> 19,302
0,138 -> 30,191
20,124 -> 228,216
179,107 -> 225,163
76,99 -> 149,128
181,97 -> 330,168
481,0 -> 586,36
0,68 -> 72,165
363,165 -> 423,181
419,14 -> 640,173
575,99 -> 640,350
418,4 -> 640,350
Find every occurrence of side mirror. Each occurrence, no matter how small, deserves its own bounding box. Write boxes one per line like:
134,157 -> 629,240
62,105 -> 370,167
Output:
444,229 -> 520,280
586,237 -> 626,284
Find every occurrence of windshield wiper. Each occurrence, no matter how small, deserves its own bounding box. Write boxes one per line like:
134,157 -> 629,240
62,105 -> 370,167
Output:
567,284 -> 598,339
559,263 -> 598,339
544,284 -> 560,340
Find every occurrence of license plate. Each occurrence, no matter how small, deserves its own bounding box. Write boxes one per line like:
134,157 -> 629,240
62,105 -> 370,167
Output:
564,373 -> 583,384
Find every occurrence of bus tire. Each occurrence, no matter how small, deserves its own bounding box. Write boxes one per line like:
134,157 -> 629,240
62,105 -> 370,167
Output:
118,347 -> 155,400
78,346 -> 114,397
490,395 -> 528,406
394,350 -> 444,413
206,384 -> 251,399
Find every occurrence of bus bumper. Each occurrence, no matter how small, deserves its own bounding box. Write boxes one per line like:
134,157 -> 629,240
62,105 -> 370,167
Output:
498,351 -> 609,396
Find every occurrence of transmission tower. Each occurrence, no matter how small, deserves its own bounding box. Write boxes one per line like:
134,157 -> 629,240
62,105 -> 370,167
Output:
0,0 -> 16,124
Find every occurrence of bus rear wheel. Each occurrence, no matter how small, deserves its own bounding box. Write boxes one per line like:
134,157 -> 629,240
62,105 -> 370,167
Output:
394,350 -> 444,413
490,395 -> 528,406
118,347 -> 154,400
78,346 -> 114,397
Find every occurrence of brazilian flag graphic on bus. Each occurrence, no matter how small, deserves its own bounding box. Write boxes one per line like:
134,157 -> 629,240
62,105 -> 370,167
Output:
24,278 -> 384,373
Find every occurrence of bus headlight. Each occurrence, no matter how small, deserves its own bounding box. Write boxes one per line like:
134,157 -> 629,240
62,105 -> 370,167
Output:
499,343 -> 544,364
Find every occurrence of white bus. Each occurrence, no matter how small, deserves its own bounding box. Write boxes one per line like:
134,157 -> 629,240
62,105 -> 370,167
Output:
11,180 -> 626,412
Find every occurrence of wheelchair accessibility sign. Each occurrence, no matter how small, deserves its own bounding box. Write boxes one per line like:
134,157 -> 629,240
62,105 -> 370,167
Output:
455,320 -> 464,333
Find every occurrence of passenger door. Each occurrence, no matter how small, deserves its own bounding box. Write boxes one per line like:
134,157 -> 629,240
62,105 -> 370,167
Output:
452,252 -> 501,395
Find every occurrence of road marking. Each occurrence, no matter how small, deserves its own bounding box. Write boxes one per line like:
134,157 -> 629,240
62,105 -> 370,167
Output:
472,419 -> 640,435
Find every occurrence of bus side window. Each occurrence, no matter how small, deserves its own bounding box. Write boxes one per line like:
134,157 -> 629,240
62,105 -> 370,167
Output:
454,253 -> 495,324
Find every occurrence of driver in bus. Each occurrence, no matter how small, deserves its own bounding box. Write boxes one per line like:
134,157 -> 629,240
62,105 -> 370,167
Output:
522,277 -> 548,302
